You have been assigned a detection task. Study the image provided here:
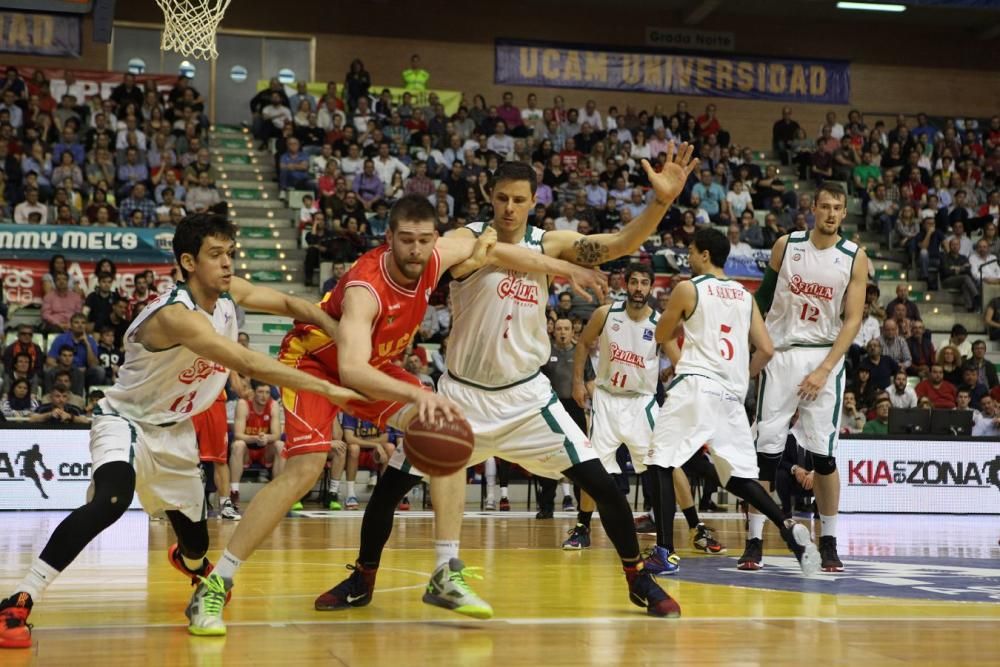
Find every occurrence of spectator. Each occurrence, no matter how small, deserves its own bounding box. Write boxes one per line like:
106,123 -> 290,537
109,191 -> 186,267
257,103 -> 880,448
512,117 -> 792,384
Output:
343,59 -> 371,113
28,385 -> 88,424
727,223 -> 754,257
966,339 -> 999,390
772,106 -> 800,164
972,396 -> 1000,437
277,136 -> 310,193
958,363 -> 989,410
83,272 -> 120,332
848,366 -> 879,413
861,397 -> 891,434
352,159 -> 385,210
907,319 -> 935,378
95,325 -> 124,385
969,238 -> 1000,286
401,53 -> 429,92
726,180 -> 753,219
119,183 -> 157,227
372,142 -> 410,188
887,370 -> 918,409
939,237 -> 980,311
985,293 -> 1000,340
186,171 -> 224,213
13,187 -> 46,224
260,91 -> 292,144
3,324 -> 44,377
691,169 -> 726,221
947,324 -> 972,360
859,338 -> 899,390
884,284 -> 921,321
1,378 -> 38,420
41,273 -> 84,333
915,363 -> 958,409
45,312 -> 105,388
937,344 -> 964,387
840,390 -> 867,433
879,319 -> 911,372
303,212 -> 335,287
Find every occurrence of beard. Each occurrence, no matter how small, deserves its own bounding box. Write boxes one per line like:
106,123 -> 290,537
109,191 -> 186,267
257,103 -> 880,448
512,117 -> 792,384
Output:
629,291 -> 648,305
394,255 -> 428,280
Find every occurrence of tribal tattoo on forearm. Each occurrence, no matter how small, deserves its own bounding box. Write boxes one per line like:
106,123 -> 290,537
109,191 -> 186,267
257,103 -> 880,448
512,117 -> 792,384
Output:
572,237 -> 610,266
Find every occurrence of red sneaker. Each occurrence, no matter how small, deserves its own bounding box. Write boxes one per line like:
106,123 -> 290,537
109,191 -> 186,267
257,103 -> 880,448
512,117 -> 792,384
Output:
498,497 -> 511,511
0,592 -> 33,649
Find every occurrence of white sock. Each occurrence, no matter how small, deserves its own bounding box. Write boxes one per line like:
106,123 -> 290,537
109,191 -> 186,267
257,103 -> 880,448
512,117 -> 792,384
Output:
561,482 -> 572,497
212,549 -> 243,581
346,481 -> 356,498
500,486 -> 508,499
182,553 -> 204,570
16,558 -> 60,600
486,473 -> 496,501
434,540 -> 460,568
649,507 -> 656,522
820,514 -> 838,537
749,513 -> 766,541
229,483 -> 239,493
330,479 -> 341,494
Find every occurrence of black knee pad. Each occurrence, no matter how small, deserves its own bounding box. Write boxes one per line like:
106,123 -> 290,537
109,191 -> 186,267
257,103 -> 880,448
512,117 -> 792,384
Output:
91,461 -> 136,511
756,452 -> 782,482
812,455 -> 837,475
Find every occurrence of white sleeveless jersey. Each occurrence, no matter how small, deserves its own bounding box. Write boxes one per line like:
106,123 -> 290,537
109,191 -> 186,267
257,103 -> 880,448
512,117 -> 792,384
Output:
447,222 -> 550,388
102,284 -> 238,425
767,230 -> 858,350
674,275 -> 753,398
596,301 -> 660,397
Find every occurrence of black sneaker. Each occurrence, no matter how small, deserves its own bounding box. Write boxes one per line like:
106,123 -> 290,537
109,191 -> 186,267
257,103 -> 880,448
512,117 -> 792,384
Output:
561,524 -> 591,550
561,495 -> 575,511
625,567 -> 681,617
314,562 -> 378,610
634,513 -> 657,535
535,509 -> 554,519
819,536 -> 844,572
737,537 -> 763,571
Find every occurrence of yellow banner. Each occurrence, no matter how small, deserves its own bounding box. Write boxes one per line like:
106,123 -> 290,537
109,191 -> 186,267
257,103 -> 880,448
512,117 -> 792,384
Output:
263,81 -> 462,116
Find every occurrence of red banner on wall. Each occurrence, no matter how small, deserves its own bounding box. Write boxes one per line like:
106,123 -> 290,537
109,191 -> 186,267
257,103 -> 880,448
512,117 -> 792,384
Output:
0,258 -> 175,307
4,64 -> 178,103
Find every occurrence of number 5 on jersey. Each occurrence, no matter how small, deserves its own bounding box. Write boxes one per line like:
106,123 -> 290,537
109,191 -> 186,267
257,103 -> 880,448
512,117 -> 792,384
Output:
719,324 -> 734,361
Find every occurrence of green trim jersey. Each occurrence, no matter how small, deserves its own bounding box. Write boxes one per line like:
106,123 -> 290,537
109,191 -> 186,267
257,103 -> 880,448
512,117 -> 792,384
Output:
102,284 -> 238,426
674,275 -> 754,399
595,301 -> 660,397
446,222 -> 551,389
766,230 -> 858,350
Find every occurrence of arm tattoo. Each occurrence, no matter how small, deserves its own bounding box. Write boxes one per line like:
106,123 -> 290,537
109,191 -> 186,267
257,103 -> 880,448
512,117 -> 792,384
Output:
572,237 -> 610,266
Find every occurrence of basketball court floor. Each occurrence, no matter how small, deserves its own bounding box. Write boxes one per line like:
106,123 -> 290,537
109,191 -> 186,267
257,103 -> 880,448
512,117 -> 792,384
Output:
2,509 -> 998,666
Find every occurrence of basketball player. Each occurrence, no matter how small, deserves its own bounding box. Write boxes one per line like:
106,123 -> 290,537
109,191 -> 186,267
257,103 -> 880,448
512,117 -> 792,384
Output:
567,264 -> 725,561
316,146 -> 698,620
230,382 -> 284,496
644,227 -> 820,584
0,214 -> 364,649
193,195 -> 609,635
742,182 -> 867,572
195,388 -> 241,520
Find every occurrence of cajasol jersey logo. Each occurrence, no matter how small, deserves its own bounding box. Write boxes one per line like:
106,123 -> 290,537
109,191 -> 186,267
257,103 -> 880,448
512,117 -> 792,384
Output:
847,455 -> 1000,491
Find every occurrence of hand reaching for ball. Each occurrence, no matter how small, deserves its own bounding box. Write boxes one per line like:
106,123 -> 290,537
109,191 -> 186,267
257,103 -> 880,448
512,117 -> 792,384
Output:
414,391 -> 464,425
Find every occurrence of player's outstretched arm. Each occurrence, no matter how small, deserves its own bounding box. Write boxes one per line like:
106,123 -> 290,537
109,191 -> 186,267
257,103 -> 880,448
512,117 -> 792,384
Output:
654,281 -> 695,366
228,276 -> 339,340
748,299 -> 775,378
336,286 -> 462,424
151,304 -> 364,409
544,144 -> 700,266
437,231 -> 609,302
797,247 -> 869,401
572,305 -> 609,408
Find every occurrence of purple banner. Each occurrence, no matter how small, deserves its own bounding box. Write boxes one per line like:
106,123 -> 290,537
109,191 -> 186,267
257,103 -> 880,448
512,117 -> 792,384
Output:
495,39 -> 850,105
0,12 -> 80,57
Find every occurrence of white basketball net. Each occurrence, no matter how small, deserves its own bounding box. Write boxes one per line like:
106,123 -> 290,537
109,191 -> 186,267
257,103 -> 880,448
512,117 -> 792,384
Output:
156,0 -> 232,60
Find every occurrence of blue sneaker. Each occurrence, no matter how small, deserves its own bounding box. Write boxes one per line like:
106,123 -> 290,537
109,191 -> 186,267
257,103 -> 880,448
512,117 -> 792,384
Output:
642,545 -> 680,576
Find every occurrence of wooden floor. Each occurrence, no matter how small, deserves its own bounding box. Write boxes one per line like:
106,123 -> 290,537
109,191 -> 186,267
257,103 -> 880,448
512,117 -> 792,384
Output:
2,509 -> 999,666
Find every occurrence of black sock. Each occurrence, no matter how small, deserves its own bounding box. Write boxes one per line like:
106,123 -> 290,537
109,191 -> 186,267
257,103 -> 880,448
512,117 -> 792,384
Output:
564,460 -> 640,562
725,476 -> 786,529
682,505 -> 700,530
650,465 -> 676,552
577,510 -> 593,529
357,467 -> 421,568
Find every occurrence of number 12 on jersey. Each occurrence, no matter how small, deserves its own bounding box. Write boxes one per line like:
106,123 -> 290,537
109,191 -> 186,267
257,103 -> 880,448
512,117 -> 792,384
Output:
799,303 -> 819,322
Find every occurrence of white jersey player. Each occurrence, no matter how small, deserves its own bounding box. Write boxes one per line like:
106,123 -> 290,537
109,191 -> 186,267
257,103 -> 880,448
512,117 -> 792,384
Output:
0,213 -> 363,647
744,182 -> 868,573
643,227 -> 820,596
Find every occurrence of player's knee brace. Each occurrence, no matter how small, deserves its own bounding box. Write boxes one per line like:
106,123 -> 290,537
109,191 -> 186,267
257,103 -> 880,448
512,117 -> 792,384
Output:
167,510 -> 210,559
812,455 -> 837,475
756,452 -> 782,483
91,461 -> 136,522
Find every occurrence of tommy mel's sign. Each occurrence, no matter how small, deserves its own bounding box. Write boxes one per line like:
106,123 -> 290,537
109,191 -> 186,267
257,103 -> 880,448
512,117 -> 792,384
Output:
0,224 -> 174,262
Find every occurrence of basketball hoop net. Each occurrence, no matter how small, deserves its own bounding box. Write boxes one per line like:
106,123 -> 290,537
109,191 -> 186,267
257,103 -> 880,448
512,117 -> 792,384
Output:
156,0 -> 232,61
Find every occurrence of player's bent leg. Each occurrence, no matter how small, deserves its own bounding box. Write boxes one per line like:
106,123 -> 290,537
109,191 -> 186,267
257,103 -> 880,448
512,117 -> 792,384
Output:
672,467 -> 727,556
564,459 -> 680,618
314,466 -> 422,611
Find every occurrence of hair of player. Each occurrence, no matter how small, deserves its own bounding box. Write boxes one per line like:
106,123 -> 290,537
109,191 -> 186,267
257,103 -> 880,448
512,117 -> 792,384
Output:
692,227 -> 730,269
489,161 -> 538,195
173,213 -> 237,280
388,194 -> 438,232
816,181 -> 848,203
625,262 -> 654,284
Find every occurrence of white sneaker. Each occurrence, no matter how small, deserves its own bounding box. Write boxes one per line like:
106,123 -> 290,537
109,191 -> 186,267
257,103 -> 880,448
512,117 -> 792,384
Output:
219,498 -> 241,521
422,558 -> 493,619
484,498 -> 497,511
186,573 -> 232,636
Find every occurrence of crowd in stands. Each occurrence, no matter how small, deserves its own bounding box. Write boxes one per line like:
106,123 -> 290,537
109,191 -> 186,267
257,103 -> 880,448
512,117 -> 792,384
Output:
0,66 -> 226,227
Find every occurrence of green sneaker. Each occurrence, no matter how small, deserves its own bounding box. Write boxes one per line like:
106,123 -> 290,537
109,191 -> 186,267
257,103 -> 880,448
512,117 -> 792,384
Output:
186,573 -> 232,636
290,501 -> 304,511
422,558 -> 493,619
328,494 -> 342,511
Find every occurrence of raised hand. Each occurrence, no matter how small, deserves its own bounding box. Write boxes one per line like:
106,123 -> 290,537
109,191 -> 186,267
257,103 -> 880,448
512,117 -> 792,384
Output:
641,142 -> 700,205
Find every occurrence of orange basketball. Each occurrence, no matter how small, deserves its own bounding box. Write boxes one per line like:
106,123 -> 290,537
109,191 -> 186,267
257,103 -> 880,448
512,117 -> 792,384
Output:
404,415 -> 475,476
